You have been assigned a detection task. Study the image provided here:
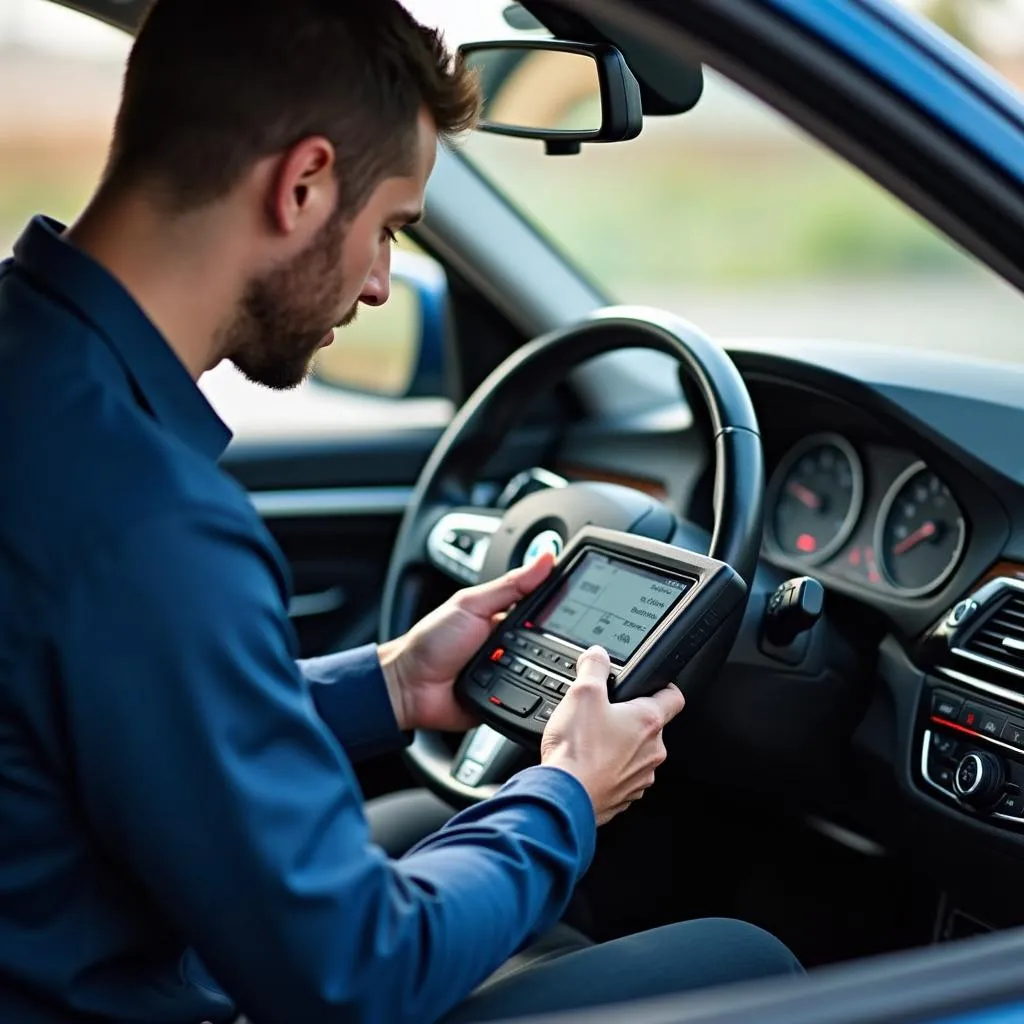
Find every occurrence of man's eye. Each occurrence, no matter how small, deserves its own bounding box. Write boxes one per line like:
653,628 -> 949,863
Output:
383,228 -> 398,245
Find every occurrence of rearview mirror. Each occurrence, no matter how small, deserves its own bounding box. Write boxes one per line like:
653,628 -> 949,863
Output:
459,40 -> 643,154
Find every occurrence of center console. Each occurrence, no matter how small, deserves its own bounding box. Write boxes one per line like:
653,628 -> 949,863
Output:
916,577 -> 1024,831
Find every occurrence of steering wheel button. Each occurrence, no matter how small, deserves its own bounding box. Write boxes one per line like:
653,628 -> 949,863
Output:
454,760 -> 485,786
488,681 -> 541,717
467,727 -> 506,764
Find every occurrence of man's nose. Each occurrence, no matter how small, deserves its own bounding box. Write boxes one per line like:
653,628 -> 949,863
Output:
359,246 -> 392,307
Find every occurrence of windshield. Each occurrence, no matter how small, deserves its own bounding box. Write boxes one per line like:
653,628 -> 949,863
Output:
407,0 -> 1024,361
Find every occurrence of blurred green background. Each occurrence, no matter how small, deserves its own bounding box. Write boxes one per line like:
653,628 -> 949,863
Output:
1,0 -> 1021,366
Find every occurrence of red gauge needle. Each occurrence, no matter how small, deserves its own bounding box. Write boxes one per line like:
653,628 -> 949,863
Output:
786,481 -> 822,510
892,520 -> 937,556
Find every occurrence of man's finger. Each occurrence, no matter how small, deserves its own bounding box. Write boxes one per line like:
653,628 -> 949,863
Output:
645,683 -> 686,726
571,646 -> 611,696
458,553 -> 555,617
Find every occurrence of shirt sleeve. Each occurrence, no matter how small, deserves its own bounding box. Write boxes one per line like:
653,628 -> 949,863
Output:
57,504 -> 596,1024
300,646 -> 409,762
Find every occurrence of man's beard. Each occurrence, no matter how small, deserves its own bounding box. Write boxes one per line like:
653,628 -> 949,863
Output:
223,207 -> 357,391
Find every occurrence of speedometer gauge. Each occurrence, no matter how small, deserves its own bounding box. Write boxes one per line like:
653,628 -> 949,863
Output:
766,434 -> 864,565
876,463 -> 966,595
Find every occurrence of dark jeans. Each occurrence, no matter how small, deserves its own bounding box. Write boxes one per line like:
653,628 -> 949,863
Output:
366,790 -> 803,1022
242,791 -> 803,1022
443,916 -> 802,1022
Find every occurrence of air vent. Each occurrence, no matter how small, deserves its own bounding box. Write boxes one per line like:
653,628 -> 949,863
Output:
962,591 -> 1024,673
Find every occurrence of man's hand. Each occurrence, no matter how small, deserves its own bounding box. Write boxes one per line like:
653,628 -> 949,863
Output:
378,554 -> 556,732
541,646 -> 685,825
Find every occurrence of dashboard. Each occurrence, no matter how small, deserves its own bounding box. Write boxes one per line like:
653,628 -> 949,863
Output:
763,434 -> 967,599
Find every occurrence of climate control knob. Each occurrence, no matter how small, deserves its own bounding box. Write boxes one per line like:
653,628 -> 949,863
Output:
953,750 -> 1004,808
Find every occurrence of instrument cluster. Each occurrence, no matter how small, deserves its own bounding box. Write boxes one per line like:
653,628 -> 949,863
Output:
763,433 -> 968,598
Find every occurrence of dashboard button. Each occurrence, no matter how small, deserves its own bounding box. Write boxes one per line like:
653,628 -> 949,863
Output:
525,668 -> 545,686
1002,719 -> 1024,750
931,731 -> 958,760
958,703 -> 987,732
996,791 -> 1024,818
535,704 -> 555,723
959,704 -> 1005,739
947,599 -> 977,628
932,691 -> 962,722
956,756 -> 979,793
510,661 -> 526,676
933,764 -> 955,791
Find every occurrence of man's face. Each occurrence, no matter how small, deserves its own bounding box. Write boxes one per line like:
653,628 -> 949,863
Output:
227,111 -> 437,390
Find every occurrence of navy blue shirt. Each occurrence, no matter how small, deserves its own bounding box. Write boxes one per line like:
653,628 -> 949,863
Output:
0,217 -> 596,1024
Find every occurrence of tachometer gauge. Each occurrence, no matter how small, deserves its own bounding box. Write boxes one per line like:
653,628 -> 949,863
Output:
766,434 -> 864,565
876,463 -> 966,595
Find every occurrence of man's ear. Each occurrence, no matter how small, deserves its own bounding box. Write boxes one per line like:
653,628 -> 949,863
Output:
267,136 -> 337,237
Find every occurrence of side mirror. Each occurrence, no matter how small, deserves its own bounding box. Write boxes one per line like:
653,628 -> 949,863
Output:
311,248 -> 449,399
459,39 -> 643,155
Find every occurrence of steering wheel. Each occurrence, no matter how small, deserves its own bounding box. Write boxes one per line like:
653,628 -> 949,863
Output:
380,306 -> 763,805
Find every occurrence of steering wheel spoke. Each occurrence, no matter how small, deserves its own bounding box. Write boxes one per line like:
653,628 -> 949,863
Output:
450,725 -> 523,793
425,509 -> 502,586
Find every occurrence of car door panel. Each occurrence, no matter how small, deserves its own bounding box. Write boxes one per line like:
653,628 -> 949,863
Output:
220,426 -> 562,660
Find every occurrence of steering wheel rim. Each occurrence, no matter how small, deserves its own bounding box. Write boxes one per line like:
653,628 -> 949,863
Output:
380,305 -> 763,804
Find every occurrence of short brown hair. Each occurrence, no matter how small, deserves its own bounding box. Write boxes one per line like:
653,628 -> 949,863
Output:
104,0 -> 480,217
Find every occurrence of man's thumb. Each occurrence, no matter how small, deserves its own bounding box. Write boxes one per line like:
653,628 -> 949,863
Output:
573,646 -> 611,697
459,552 -> 555,616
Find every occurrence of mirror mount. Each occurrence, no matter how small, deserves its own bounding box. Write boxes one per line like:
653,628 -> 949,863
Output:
459,38 -> 643,154
544,139 -> 583,157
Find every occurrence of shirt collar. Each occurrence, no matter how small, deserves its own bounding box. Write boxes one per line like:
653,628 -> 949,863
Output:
12,215 -> 232,461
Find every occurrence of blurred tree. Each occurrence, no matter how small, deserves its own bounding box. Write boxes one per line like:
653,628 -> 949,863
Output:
923,0 -> 996,51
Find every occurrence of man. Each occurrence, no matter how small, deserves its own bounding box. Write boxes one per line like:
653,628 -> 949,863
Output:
0,1 -> 800,1021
